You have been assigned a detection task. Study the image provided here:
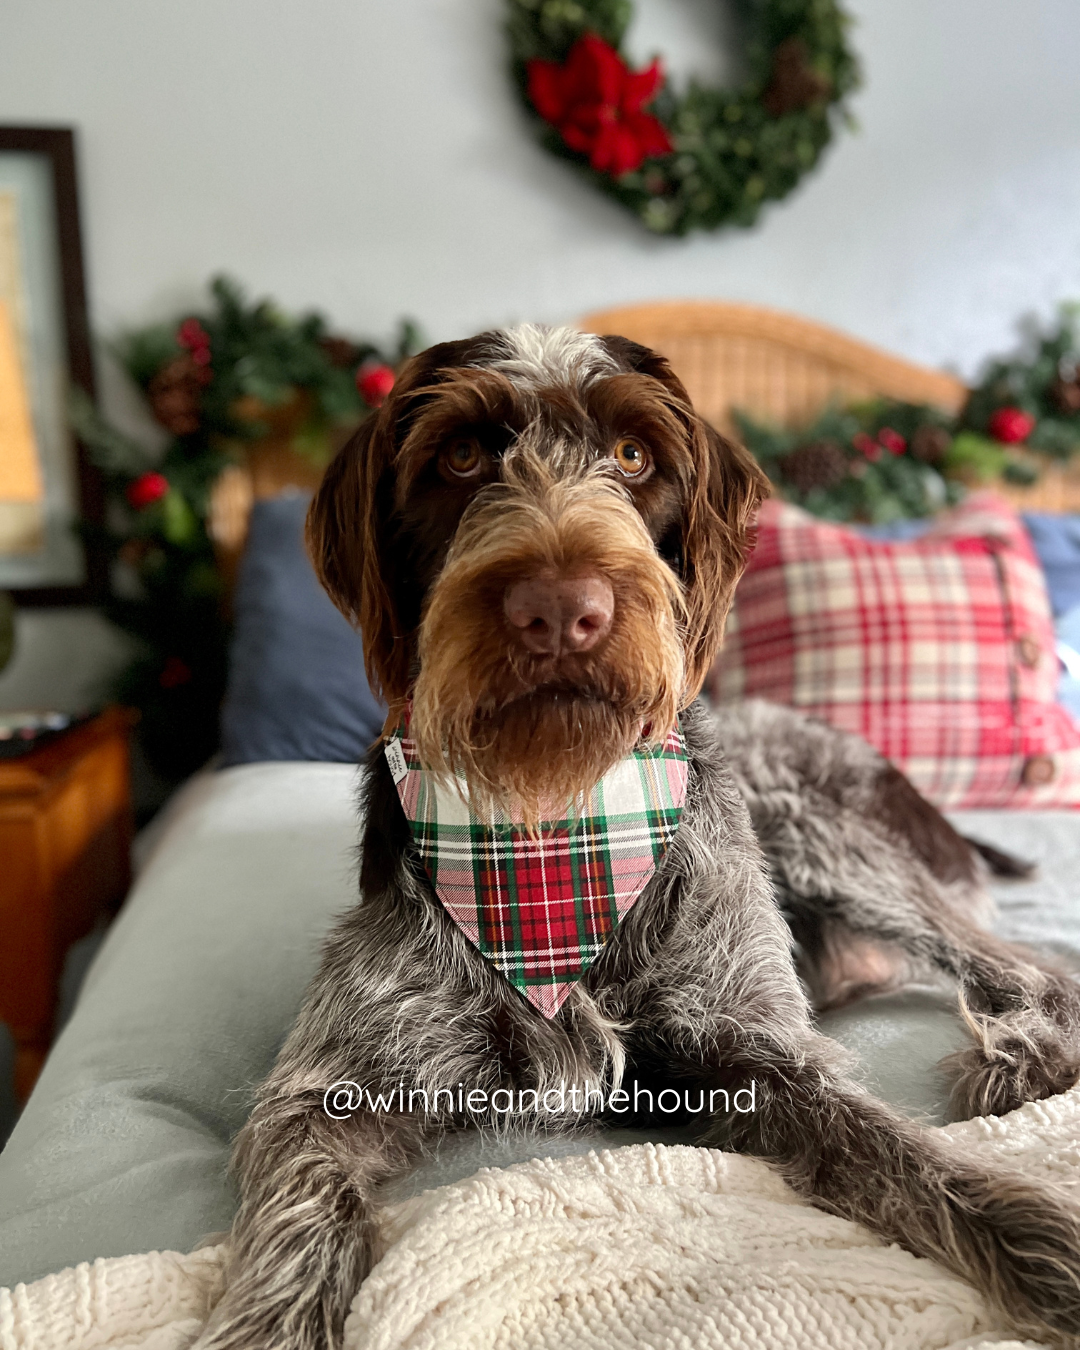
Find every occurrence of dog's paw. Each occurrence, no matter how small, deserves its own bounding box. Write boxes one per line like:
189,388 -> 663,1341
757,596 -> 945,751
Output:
943,1012 -> 1080,1120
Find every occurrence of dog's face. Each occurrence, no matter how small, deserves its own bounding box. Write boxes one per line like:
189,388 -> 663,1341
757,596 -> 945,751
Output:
307,324 -> 767,817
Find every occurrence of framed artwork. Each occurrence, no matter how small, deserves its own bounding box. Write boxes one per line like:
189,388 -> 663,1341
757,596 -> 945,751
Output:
0,127 -> 101,604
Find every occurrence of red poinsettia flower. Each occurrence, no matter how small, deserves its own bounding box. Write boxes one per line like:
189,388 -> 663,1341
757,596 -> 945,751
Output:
988,406 -> 1036,444
357,362 -> 396,408
126,471 -> 169,510
527,33 -> 673,178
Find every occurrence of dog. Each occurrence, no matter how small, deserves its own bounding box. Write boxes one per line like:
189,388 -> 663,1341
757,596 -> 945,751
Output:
199,325 -> 1080,1349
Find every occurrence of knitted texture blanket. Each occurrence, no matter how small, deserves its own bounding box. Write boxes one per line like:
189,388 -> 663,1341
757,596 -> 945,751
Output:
5,1087 -> 1080,1350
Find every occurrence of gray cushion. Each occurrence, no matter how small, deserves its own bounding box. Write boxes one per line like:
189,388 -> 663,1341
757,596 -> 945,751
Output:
0,763 -> 362,1286
0,763 -> 1076,1289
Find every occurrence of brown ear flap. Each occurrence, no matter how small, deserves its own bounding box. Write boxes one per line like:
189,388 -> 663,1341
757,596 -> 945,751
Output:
680,421 -> 769,701
305,413 -> 410,712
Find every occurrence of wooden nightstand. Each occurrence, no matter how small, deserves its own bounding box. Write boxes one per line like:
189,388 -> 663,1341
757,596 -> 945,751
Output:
0,706 -> 136,1101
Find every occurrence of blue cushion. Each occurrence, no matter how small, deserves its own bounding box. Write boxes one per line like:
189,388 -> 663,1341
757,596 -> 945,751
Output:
1058,605 -> 1080,722
219,492 -> 385,766
1020,514 -> 1080,617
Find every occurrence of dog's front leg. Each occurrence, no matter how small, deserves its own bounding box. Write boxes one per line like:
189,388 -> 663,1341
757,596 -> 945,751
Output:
197,1084 -> 438,1350
646,1018 -> 1080,1344
633,780 -> 1080,1344
718,1041 -> 1080,1344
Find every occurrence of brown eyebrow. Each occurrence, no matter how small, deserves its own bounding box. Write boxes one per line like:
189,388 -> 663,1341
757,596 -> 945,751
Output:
394,368 -> 525,506
584,372 -> 696,489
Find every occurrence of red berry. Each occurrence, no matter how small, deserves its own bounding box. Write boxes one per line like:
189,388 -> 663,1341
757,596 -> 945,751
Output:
177,318 -> 211,354
358,363 -> 396,408
988,406 -> 1036,444
159,655 -> 192,689
853,432 -> 882,462
126,471 -> 169,509
878,427 -> 906,456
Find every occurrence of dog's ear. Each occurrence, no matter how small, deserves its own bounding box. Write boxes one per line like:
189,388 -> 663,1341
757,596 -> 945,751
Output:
307,338 -> 500,714
681,421 -> 769,700
306,410 -> 409,711
596,335 -> 770,702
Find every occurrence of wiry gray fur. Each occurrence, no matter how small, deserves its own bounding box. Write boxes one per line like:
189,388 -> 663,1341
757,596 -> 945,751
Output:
198,699 -> 1080,1350
197,325 -> 1080,1349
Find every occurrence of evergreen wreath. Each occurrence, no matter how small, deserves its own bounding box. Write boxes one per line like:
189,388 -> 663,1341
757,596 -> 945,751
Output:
507,0 -> 860,235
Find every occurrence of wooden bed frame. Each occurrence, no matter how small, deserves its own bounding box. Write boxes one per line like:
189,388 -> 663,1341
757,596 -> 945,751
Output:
208,300 -> 1080,571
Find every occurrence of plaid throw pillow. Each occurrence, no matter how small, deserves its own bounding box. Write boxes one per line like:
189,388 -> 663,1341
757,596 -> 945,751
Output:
709,491 -> 1080,809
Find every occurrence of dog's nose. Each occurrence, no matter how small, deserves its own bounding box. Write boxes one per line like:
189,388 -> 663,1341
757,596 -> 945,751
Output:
504,573 -> 614,656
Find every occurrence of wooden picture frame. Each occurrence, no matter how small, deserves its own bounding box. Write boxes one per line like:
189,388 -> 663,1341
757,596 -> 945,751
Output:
0,127 -> 102,605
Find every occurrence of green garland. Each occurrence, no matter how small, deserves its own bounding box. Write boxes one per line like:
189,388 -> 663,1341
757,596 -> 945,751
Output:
508,0 -> 860,235
73,277 -> 419,781
738,304 -> 1080,523
962,302 -> 1080,458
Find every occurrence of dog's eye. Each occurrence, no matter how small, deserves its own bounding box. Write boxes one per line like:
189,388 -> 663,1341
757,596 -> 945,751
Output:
442,437 -> 483,478
612,438 -> 649,477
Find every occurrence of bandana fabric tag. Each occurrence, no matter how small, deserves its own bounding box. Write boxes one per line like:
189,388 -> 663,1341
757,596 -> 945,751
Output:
386,720 -> 689,1018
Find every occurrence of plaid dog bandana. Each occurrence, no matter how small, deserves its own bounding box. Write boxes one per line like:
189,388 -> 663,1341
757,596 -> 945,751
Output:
385,718 -> 688,1018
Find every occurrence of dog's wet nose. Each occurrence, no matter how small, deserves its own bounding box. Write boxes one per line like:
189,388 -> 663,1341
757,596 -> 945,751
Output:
504,573 -> 614,656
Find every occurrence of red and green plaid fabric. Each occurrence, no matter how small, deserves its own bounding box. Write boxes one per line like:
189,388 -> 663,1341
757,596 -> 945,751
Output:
385,718 -> 688,1018
709,492 -> 1080,809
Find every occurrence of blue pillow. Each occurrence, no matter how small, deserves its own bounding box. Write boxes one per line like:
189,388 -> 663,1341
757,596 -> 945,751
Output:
1020,514 -> 1080,617
219,492 -> 385,766
1058,605 -> 1080,723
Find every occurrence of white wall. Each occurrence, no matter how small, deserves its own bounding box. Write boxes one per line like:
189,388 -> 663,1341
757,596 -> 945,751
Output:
4,0 -> 1080,376
2,0 -> 1080,706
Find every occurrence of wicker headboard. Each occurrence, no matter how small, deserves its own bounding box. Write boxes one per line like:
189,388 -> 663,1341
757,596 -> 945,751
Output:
578,300 -> 968,434
578,300 -> 1080,513
209,300 -> 1078,576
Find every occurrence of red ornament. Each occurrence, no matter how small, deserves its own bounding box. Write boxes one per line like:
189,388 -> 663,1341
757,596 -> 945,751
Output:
527,33 -> 674,178
126,471 -> 169,509
852,432 -> 882,462
358,362 -> 396,408
877,426 -> 906,456
988,406 -> 1036,444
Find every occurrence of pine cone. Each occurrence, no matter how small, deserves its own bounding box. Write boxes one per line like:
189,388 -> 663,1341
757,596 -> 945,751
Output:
147,354 -> 211,436
763,38 -> 832,118
1051,376 -> 1080,415
320,336 -> 359,369
911,424 -> 952,465
779,439 -> 848,493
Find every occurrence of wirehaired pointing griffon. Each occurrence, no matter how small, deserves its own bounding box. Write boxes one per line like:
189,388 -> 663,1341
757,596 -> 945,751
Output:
200,326 -> 1080,1349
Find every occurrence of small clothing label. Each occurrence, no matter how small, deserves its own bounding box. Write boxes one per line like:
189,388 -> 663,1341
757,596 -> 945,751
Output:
384,736 -> 409,785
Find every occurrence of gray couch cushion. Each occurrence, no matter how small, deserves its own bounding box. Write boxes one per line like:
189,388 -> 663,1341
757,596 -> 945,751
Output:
0,763 -> 1076,1289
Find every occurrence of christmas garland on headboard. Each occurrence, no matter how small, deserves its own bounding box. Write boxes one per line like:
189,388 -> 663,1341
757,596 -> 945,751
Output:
507,0 -> 860,235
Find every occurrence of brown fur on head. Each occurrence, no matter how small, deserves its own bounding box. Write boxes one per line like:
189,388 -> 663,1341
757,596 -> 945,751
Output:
306,325 -> 768,815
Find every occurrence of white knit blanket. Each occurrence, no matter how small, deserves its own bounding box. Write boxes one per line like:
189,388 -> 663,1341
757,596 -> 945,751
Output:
5,1089 -> 1080,1350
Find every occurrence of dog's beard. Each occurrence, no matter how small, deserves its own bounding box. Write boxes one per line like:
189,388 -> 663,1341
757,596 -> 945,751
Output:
409,456 -> 685,825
